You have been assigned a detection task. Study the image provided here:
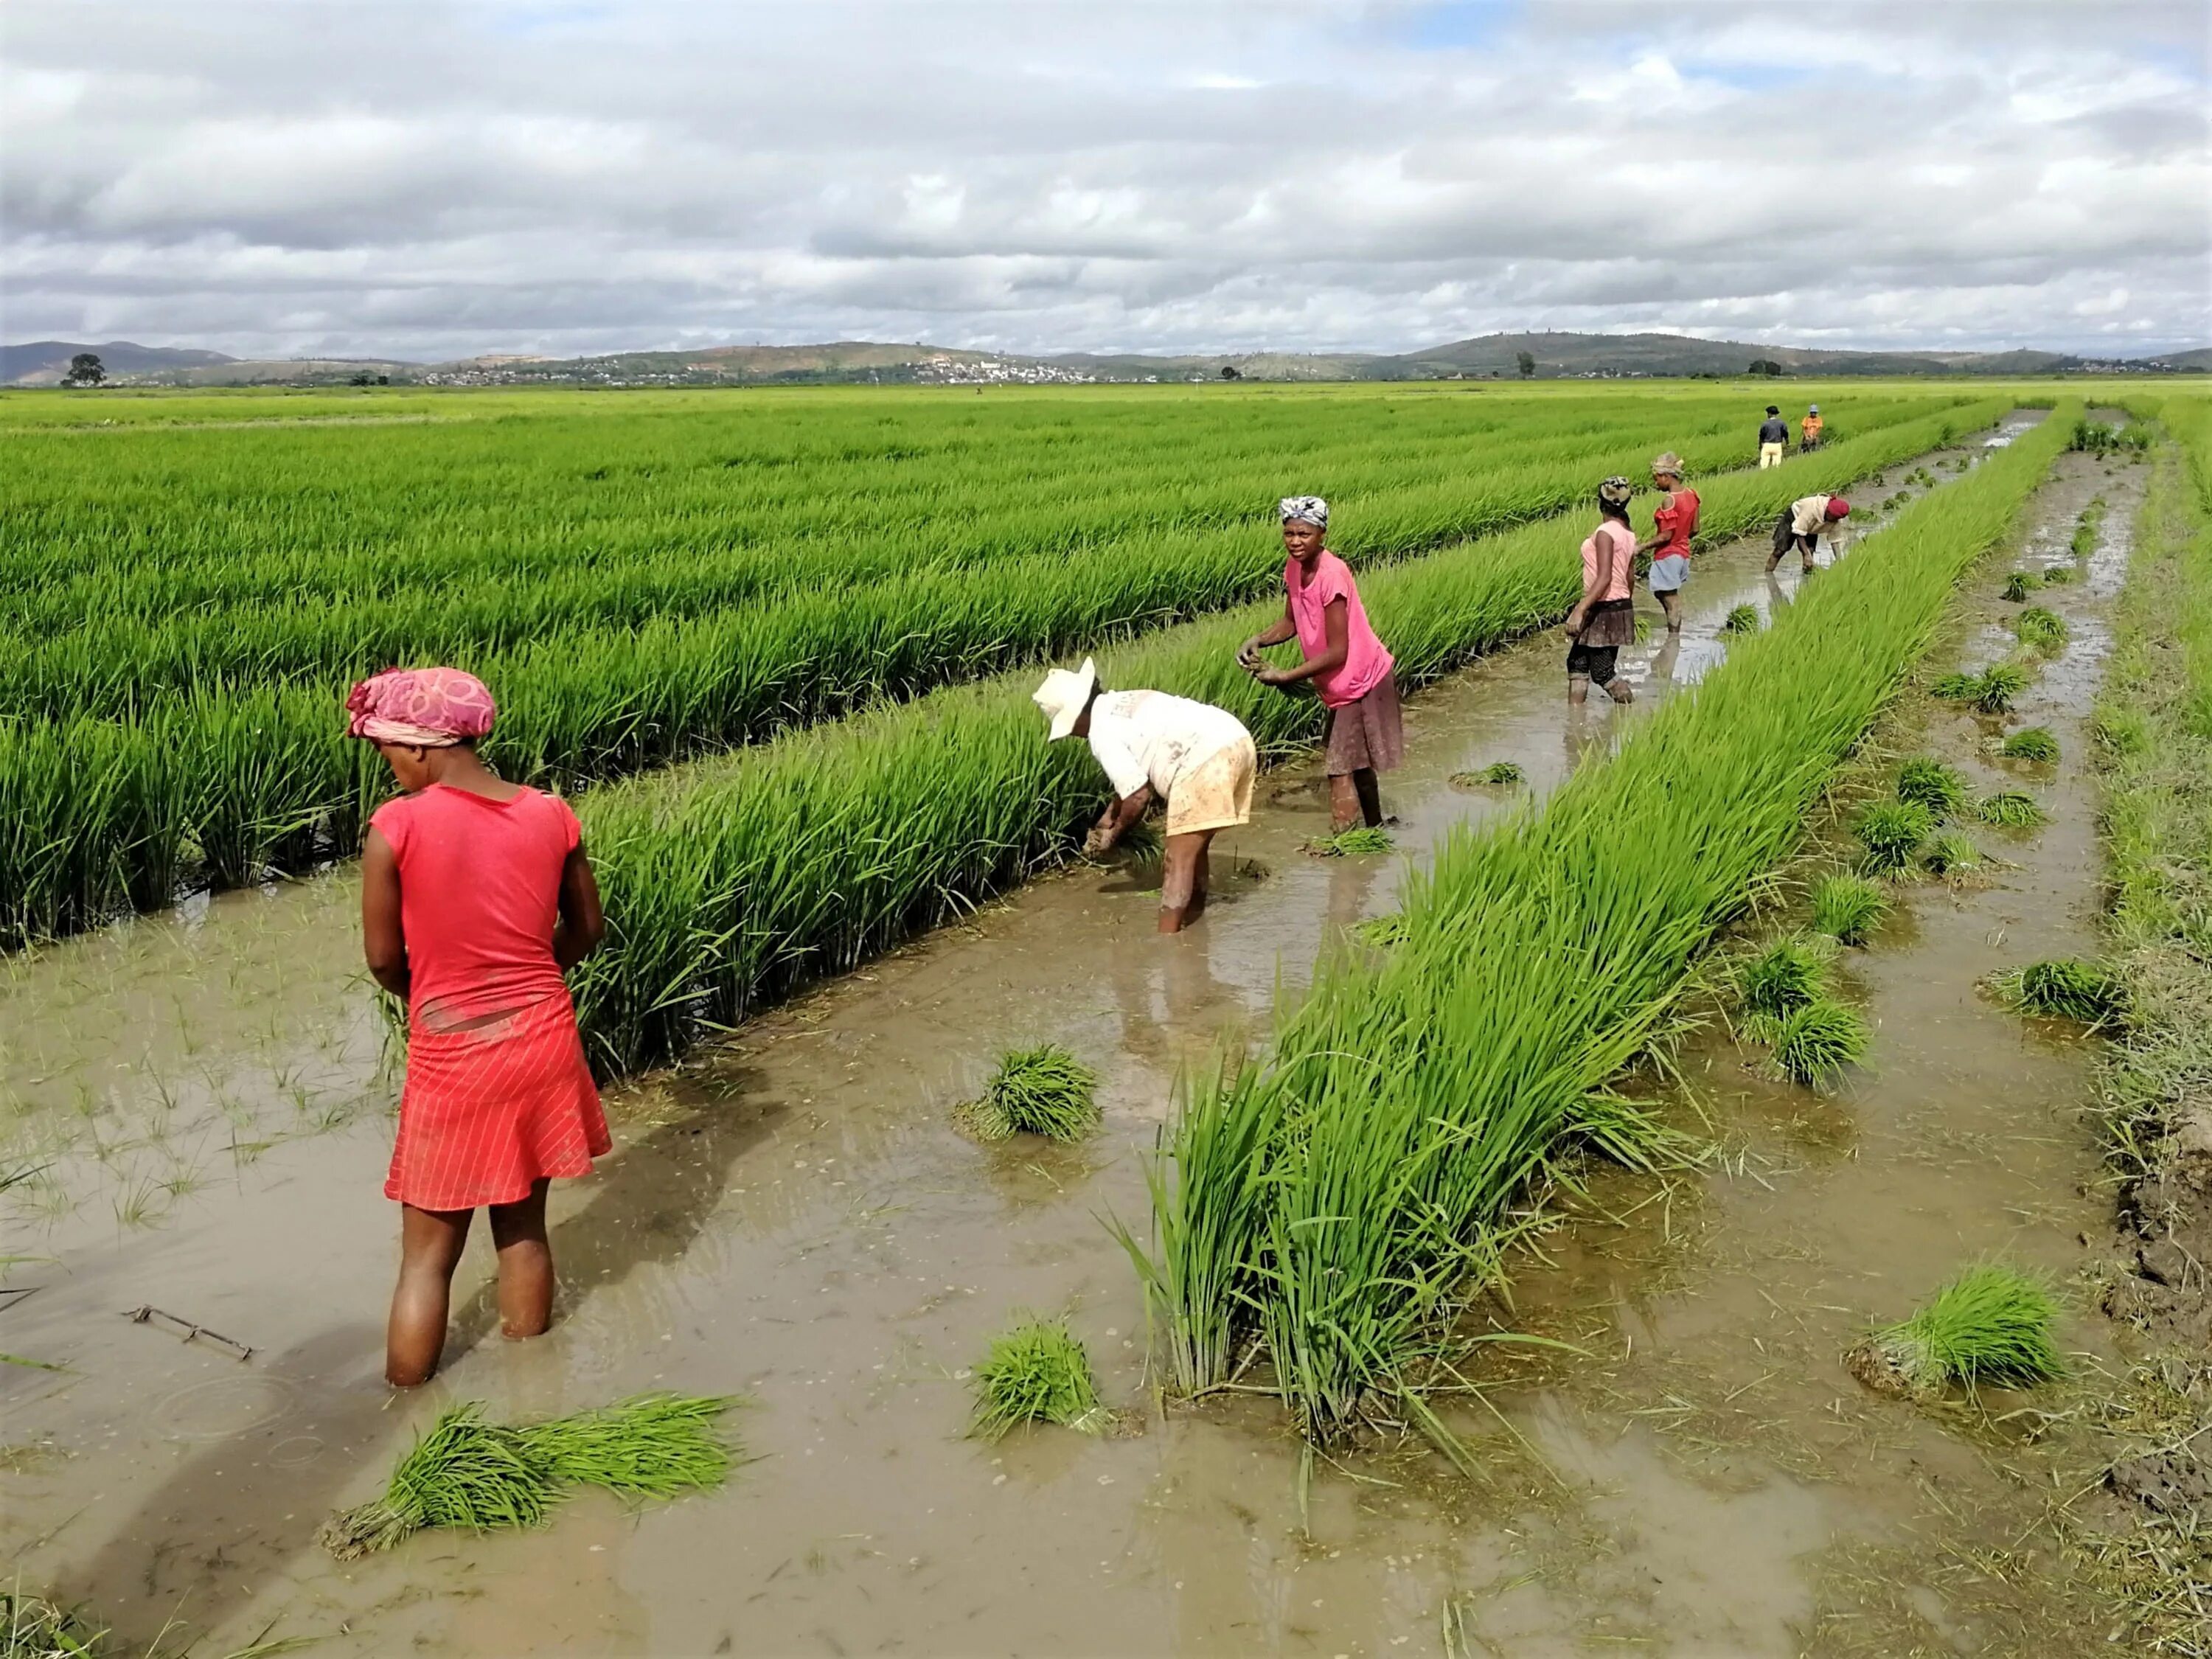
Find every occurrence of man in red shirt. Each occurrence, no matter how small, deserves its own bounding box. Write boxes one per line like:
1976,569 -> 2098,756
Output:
1637,451 -> 1700,633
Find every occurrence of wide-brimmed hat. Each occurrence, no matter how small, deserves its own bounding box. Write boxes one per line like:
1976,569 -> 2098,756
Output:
1032,657 -> 1099,742
1650,451 -> 1685,479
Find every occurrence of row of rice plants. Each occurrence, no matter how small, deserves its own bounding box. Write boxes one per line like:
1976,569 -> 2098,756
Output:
0,399 -> 1995,948
1121,405 -> 2079,1450
559,403 -> 2009,1074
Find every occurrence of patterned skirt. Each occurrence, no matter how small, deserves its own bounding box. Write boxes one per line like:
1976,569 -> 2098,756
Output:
386,993 -> 610,1211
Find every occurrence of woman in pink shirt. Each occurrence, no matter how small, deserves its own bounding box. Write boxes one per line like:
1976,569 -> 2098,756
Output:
1236,495 -> 1402,832
1565,476 -> 1640,708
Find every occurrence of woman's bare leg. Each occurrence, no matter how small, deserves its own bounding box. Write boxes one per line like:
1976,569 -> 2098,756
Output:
1352,770 -> 1384,827
1328,773 -> 1360,832
388,1203 -> 473,1386
488,1178 -> 554,1340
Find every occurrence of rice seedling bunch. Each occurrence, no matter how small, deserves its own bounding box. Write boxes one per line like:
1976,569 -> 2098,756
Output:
1721,602 -> 1759,635
1124,407 -> 2076,1447
1307,825 -> 1394,857
2000,570 -> 2039,602
970,1317 -> 1105,1440
1847,1263 -> 2062,1400
1853,800 -> 1934,874
515,1393 -> 737,1500
1921,830 -> 1984,877
2039,563 -> 2074,586
1998,726 -> 2059,762
1809,873 -> 1890,945
957,1044 -> 1099,1142
1481,761 -> 1523,784
1894,756 -> 1968,818
1768,998 -> 1871,1087
2012,606 -> 2067,653
1994,958 -> 2124,1025
0,1592 -> 102,1658
1975,789 -> 2046,828
319,1402 -> 550,1559
1736,934 -> 1832,1029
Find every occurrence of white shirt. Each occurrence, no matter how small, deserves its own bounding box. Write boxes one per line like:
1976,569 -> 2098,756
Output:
1790,495 -> 1835,536
1085,689 -> 1252,801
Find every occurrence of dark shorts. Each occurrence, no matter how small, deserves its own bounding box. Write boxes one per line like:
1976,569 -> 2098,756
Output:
1322,672 -> 1404,777
1566,642 -> 1620,683
1773,511 -> 1815,558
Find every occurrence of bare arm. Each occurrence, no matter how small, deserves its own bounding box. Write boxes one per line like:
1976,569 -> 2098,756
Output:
1257,597 -> 1349,687
1085,785 -> 1155,855
361,828 -> 411,1000
1237,598 -> 1297,669
1565,543 -> 1608,635
552,843 -> 605,970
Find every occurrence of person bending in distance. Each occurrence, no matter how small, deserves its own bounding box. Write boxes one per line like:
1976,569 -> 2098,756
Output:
348,667 -> 608,1388
1768,493 -> 1851,574
1237,495 -> 1402,832
1034,658 -> 1257,935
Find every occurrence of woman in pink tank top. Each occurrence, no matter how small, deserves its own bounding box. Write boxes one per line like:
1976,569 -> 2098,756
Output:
1565,476 -> 1641,709
347,667 -> 608,1387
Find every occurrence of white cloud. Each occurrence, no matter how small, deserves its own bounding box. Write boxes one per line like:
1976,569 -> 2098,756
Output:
0,0 -> 2204,360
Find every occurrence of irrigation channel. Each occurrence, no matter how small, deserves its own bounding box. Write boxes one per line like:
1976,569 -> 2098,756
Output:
0,412 -> 2157,1654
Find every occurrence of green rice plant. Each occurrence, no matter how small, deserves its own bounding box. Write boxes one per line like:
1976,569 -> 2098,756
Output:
1720,602 -> 1759,635
1894,756 -> 1969,818
1480,761 -> 1524,784
2096,704 -> 2150,757
1933,659 -> 2031,714
1921,829 -> 1984,877
320,1394 -> 736,1559
1991,958 -> 2124,1026
0,1592 -> 102,1657
2000,570 -> 2039,602
1809,873 -> 1890,945
2038,563 -> 2074,586
1767,998 -> 1871,1088
1975,789 -> 2046,829
1853,799 -> 1934,874
1998,726 -> 2059,762
2012,605 -> 2067,653
1846,1263 -> 2062,1400
2069,500 -> 2104,558
1736,934 -> 1831,1030
956,1044 -> 1099,1143
970,1317 -> 1105,1440
1306,825 -> 1395,858
1354,913 -> 1408,949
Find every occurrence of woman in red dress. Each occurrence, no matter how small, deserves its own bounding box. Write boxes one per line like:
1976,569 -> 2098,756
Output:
346,667 -> 608,1387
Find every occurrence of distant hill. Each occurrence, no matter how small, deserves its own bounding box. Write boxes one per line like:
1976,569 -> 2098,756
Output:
2,339 -> 237,386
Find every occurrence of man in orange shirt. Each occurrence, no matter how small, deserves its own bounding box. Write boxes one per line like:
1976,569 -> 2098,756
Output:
1638,451 -> 1699,633
1800,406 -> 1824,451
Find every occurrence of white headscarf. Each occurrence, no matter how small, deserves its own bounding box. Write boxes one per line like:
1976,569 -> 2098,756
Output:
1279,495 -> 1329,529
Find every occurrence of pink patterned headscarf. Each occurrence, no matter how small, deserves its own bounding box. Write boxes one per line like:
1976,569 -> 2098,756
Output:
344,667 -> 498,748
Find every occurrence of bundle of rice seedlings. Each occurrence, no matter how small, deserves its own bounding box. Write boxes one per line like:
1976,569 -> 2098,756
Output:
970,1317 -> 1105,1440
1768,998 -> 1870,1088
1720,603 -> 1759,635
1845,1263 -> 2063,1401
1975,789 -> 2046,829
1921,830 -> 1984,878
1305,826 -> 1394,858
2012,606 -> 2067,653
321,1394 -> 737,1560
1736,934 -> 1830,1034
2000,571 -> 2039,602
1998,726 -> 2059,762
957,1044 -> 1099,1143
1992,957 -> 2124,1026
1933,661 -> 2029,714
1479,761 -> 1523,785
2039,563 -> 2074,586
1894,756 -> 1968,819
1852,800 -> 1933,874
1,1592 -> 102,1658
1809,873 -> 1890,945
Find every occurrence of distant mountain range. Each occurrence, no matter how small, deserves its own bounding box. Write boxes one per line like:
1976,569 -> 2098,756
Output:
7,332 -> 2205,389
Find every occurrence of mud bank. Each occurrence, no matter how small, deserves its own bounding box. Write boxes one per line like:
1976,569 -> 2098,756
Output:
6,422 -> 2143,1658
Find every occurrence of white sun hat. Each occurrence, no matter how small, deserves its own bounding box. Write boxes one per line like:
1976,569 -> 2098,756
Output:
1032,657 -> 1099,742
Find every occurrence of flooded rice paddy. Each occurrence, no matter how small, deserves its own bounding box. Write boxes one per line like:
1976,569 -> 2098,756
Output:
1,422 -> 2154,1655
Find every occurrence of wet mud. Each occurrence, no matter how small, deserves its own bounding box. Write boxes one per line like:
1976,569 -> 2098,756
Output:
3,422 -> 2151,1655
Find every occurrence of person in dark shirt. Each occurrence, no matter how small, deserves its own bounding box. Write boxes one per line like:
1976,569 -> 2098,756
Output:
1758,406 -> 1789,469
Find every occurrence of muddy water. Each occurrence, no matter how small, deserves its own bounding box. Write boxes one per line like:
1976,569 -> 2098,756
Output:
4,423 -> 2143,1657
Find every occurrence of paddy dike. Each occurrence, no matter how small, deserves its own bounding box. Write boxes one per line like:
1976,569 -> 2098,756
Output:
3,419 -> 2151,1656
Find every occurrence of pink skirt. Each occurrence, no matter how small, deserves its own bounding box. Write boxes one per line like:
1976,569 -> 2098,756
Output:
386,994 -> 610,1211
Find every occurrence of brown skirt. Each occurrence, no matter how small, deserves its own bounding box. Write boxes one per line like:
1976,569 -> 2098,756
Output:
1575,597 -> 1638,647
1323,672 -> 1405,777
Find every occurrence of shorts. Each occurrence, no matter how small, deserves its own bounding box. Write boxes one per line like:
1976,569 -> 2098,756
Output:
1566,641 -> 1620,684
1649,553 -> 1689,594
1165,737 -> 1256,836
1772,511 -> 1814,560
1321,673 -> 1405,777
1759,442 -> 1785,469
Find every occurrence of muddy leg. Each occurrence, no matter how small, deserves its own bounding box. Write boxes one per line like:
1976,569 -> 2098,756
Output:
488,1178 -> 554,1340
1658,590 -> 1683,631
1186,830 -> 1217,924
1159,832 -> 1207,933
1328,773 -> 1361,832
1352,769 -> 1384,827
388,1203 -> 473,1386
1568,672 -> 1591,706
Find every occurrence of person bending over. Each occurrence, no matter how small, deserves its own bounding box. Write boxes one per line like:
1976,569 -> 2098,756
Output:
1768,493 -> 1850,574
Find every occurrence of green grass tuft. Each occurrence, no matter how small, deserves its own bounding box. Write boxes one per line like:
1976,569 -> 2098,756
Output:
1993,958 -> 2124,1026
1975,789 -> 2047,829
2038,563 -> 2074,586
970,1317 -> 1105,1440
1809,873 -> 1890,946
1921,829 -> 1984,877
1768,998 -> 1871,1088
1849,1263 -> 2063,1399
1853,800 -> 1934,874
1480,761 -> 1523,784
1934,661 -> 2031,714
1998,726 -> 2059,762
1736,935 -> 1831,1029
2012,606 -> 2067,653
1306,825 -> 1395,858
1894,756 -> 1969,819
0,1592 -> 104,1658
2000,570 -> 2039,602
957,1044 -> 1099,1142
1720,602 -> 1759,635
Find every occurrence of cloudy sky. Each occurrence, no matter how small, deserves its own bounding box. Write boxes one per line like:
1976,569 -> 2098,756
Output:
4,1 -> 2207,361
